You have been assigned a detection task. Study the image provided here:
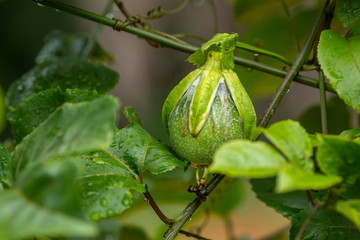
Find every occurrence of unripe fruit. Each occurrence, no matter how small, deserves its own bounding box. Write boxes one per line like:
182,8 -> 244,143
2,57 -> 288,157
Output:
162,33 -> 256,167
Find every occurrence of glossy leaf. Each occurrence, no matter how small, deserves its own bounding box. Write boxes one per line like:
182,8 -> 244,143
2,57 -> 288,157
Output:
340,127 -> 360,139
9,88 -> 100,144
336,0 -> 360,35
212,179 -> 244,217
16,160 -> 84,218
299,96 -> 350,134
0,160 -> 98,239
36,30 -> 113,64
263,120 -> 313,171
187,33 -> 238,68
316,135 -> 360,184
6,57 -> 119,107
111,107 -> 186,178
0,145 -> 10,188
336,199 -> 360,229
76,107 -> 185,220
0,190 -> 97,239
251,178 -> 312,220
211,140 -> 286,178
10,96 -> 119,182
290,205 -> 360,239
276,165 -> 342,193
318,30 -> 360,113
77,149 -> 145,220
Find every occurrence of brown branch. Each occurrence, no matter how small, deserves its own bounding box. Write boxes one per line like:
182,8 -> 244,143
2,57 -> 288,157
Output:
143,187 -> 172,225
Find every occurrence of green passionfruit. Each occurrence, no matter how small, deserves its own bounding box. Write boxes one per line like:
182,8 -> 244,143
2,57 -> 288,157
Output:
162,33 -> 256,167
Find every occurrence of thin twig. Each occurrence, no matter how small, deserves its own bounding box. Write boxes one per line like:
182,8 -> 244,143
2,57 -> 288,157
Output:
306,190 -> 316,207
30,0 -> 336,94
143,187 -> 173,225
295,205 -> 319,240
80,0 -> 113,58
179,230 -> 211,240
163,174 -> 225,240
257,0 -> 331,128
279,0 -> 300,52
319,70 -> 328,134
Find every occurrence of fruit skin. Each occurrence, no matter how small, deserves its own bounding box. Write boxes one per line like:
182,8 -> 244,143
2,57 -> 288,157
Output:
162,33 -> 256,167
168,78 -> 243,166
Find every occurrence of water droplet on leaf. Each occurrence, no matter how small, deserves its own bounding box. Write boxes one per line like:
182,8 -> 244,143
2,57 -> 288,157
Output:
90,212 -> 100,220
100,197 -> 108,207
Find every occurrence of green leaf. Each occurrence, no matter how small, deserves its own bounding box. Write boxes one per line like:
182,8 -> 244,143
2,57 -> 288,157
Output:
251,178 -> 313,220
290,205 -> 360,240
187,33 -> 238,68
0,86 -> 5,133
340,127 -> 360,139
10,96 -> 119,182
111,108 -> 186,178
0,190 -> 97,239
0,160 -> 98,239
6,57 -> 119,107
318,30 -> 360,113
276,164 -> 342,193
336,199 -> 360,229
263,120 -> 313,171
316,135 -> 360,184
212,179 -> 244,217
76,108 -> 185,220
36,30 -> 113,64
0,145 -> 10,189
16,160 -> 84,218
299,96 -> 350,134
210,140 -> 286,178
8,88 -> 100,144
76,149 -> 145,220
336,0 -> 360,35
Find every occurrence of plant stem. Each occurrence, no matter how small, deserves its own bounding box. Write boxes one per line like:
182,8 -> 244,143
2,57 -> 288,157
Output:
319,70 -> 328,134
306,190 -> 316,207
80,0 -> 114,58
257,0 -> 330,128
163,174 -> 225,240
30,0 -> 335,93
295,204 -> 319,240
179,230 -> 211,240
143,188 -> 172,225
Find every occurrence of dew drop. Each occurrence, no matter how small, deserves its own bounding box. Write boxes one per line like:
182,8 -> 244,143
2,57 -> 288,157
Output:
100,197 -> 108,207
90,212 -> 100,220
37,3 -> 45,7
122,198 -> 130,205
107,209 -> 115,217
